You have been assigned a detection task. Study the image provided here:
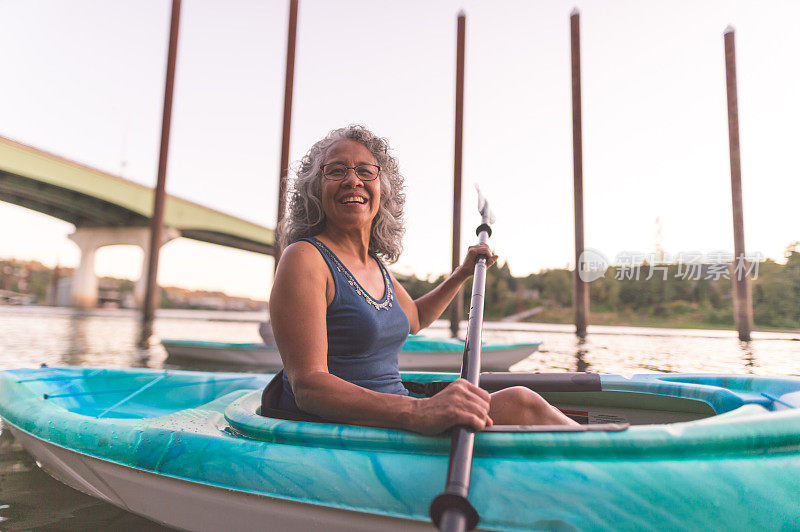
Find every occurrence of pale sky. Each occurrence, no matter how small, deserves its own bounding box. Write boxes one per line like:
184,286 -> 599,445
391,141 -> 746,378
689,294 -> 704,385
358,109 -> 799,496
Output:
1,0 -> 798,300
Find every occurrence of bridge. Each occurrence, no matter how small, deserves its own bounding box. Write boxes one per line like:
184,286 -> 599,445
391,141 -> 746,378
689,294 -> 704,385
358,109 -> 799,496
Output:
0,135 -> 275,308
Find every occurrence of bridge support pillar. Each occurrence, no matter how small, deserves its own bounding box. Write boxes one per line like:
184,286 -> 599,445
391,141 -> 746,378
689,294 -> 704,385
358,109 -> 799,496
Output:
68,226 -> 180,309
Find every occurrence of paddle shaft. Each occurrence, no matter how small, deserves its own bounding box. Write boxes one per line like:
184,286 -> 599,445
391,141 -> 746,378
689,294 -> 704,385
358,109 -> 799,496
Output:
436,227 -> 490,532
460,229 -> 489,386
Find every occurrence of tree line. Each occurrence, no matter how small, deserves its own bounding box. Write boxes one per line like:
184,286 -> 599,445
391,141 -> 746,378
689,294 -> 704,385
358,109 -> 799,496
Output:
5,251 -> 798,331
397,250 -> 800,331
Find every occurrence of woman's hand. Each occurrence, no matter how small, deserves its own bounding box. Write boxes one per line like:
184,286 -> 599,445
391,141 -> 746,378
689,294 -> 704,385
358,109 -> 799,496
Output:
393,242 -> 499,333
406,379 -> 493,435
455,243 -> 498,282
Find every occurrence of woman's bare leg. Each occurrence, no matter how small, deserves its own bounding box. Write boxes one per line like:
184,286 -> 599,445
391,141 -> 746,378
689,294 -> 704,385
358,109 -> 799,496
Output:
489,387 -> 579,426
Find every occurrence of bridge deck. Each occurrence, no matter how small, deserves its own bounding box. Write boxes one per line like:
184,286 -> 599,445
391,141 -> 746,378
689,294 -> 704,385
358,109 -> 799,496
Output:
0,135 -> 274,255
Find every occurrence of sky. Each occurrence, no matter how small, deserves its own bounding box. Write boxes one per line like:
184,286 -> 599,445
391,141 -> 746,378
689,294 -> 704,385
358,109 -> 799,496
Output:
1,0 -> 798,300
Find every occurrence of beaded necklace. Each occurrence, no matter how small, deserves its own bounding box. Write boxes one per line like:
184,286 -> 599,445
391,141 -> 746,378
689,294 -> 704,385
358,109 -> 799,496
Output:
313,238 -> 394,311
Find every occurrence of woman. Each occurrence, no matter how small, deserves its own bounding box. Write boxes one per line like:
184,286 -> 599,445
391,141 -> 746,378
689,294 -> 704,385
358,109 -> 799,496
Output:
269,125 -> 576,435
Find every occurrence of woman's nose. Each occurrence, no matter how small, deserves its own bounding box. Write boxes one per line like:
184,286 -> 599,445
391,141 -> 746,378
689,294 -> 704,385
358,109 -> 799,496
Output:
341,168 -> 363,186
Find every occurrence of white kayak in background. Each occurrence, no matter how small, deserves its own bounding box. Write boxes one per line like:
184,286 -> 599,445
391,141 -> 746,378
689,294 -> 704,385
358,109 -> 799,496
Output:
161,334 -> 540,372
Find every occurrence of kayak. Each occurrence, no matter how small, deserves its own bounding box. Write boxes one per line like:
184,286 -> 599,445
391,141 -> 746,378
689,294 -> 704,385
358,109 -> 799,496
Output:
1,366 -> 800,531
161,334 -> 541,371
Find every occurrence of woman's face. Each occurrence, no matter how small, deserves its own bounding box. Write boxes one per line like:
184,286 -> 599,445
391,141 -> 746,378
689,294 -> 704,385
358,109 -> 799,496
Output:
320,139 -> 381,233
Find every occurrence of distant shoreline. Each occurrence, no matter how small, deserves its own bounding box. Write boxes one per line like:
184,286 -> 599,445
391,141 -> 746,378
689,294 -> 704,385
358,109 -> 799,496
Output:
520,314 -> 800,336
4,305 -> 795,338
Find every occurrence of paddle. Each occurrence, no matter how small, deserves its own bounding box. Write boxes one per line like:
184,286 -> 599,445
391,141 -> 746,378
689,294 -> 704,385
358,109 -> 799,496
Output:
430,186 -> 496,532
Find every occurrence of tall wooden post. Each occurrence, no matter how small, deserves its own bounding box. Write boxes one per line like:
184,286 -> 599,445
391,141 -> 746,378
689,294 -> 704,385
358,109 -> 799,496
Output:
449,11 -> 466,338
274,0 -> 299,270
139,0 -> 182,347
724,27 -> 753,341
570,9 -> 588,338
49,264 -> 61,306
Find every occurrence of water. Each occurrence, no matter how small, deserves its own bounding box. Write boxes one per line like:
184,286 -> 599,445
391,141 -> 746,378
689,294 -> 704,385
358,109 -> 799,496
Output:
1,306 -> 798,530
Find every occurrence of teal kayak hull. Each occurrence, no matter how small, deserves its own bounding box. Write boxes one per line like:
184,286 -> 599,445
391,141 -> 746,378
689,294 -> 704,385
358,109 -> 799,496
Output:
1,366 -> 799,531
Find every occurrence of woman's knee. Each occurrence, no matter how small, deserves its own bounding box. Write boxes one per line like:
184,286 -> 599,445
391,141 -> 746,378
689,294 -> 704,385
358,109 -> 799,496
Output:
504,386 -> 547,409
490,387 -> 544,423
491,386 -> 578,426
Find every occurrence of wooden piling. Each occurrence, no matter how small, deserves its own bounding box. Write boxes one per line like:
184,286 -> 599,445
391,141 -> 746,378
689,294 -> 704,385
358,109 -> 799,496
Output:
570,9 -> 588,338
274,0 -> 299,270
49,265 -> 61,306
724,27 -> 753,342
140,0 -> 182,347
449,11 -> 466,338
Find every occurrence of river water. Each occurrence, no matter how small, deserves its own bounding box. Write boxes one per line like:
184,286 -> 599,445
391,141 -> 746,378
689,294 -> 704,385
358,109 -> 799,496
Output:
1,306 -> 798,530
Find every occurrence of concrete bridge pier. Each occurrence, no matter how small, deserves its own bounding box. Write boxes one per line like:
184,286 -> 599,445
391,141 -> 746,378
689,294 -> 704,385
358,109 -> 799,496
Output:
68,226 -> 180,309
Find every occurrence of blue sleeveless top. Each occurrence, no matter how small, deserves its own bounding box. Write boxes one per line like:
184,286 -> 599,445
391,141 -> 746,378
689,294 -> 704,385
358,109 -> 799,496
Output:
279,237 -> 411,413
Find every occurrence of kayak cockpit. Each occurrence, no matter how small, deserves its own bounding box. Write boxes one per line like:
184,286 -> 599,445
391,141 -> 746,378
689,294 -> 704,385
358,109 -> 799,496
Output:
222,374 -> 800,461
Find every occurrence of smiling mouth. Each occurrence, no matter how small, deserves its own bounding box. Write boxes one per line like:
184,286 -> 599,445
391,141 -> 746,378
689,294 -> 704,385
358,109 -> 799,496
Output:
340,196 -> 368,205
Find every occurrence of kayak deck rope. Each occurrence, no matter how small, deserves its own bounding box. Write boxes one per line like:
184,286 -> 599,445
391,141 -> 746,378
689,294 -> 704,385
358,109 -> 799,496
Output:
761,392 -> 796,409
96,373 -> 168,419
42,375 -> 260,400
17,368 -> 105,383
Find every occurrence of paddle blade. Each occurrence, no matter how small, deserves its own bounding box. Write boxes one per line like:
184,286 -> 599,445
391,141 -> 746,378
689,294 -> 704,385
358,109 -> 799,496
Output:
475,185 -> 496,225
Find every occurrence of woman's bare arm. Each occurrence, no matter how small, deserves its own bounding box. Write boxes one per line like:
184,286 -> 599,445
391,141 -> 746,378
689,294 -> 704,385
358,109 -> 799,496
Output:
393,243 -> 498,334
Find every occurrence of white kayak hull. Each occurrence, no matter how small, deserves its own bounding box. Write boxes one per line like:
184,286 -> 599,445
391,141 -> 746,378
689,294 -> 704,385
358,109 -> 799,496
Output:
163,342 -> 282,366
6,423 -> 432,532
162,340 -> 539,372
397,345 -> 535,371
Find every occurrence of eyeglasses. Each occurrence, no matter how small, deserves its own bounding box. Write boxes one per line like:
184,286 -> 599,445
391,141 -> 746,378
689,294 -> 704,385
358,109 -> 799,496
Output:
322,163 -> 381,181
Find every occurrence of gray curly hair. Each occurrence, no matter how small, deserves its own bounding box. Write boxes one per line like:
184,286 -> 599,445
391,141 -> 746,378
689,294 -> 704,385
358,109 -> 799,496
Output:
279,125 -> 406,263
